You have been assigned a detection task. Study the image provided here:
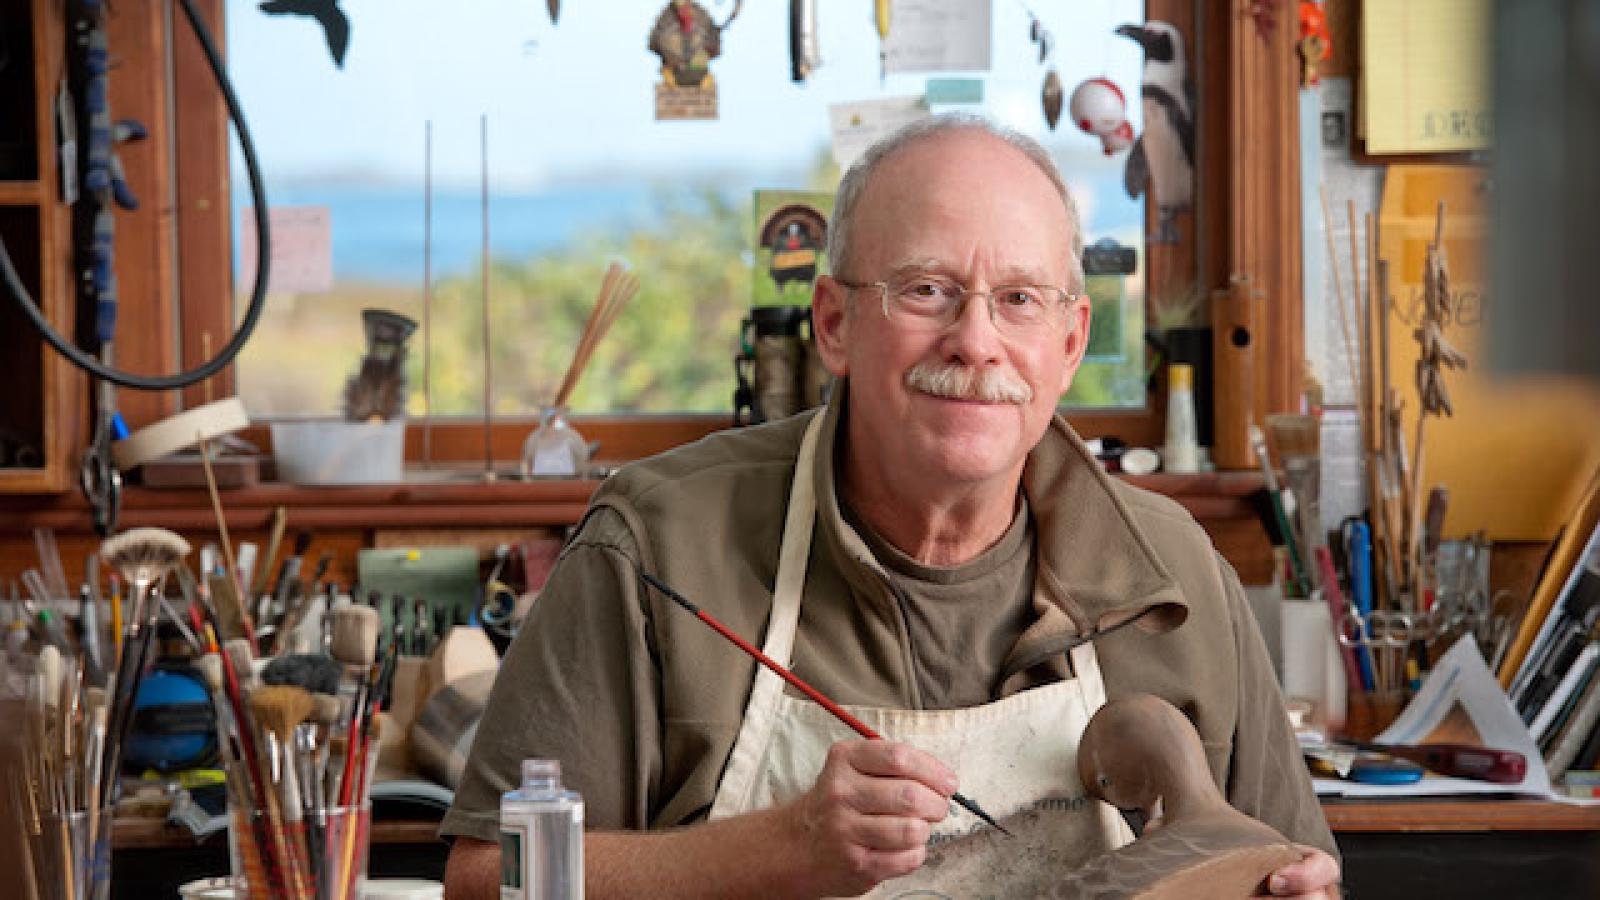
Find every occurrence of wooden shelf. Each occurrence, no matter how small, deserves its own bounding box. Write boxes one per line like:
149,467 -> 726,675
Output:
0,180 -> 42,205
112,815 -> 441,850
1323,799 -> 1600,833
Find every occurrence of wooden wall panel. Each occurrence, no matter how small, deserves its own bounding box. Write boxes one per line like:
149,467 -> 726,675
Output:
106,2 -> 178,428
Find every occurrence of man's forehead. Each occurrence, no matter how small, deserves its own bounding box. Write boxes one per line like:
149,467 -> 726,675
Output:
883,257 -> 1055,284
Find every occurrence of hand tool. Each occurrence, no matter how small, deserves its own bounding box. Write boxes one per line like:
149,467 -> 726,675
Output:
1339,740 -> 1526,784
640,570 -> 1012,836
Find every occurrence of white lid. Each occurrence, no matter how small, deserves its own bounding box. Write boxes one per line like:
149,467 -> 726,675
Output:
364,878 -> 446,900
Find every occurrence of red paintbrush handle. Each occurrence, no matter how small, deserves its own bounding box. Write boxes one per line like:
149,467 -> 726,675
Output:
695,610 -> 883,742
1377,743 -> 1527,784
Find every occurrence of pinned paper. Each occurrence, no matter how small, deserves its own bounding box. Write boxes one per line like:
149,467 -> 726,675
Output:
829,96 -> 930,171
237,206 -> 333,295
883,0 -> 992,75
1360,0 -> 1491,154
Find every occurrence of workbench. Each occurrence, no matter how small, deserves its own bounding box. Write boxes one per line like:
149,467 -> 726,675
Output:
107,799 -> 1600,899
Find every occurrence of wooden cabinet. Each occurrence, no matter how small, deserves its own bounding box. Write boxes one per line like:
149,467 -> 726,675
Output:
0,0 -> 85,493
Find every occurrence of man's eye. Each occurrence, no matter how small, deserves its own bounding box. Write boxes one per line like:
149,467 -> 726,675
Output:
903,280 -> 953,301
997,288 -> 1040,308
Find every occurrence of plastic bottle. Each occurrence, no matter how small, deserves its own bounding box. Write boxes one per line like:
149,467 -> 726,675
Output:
500,759 -> 583,900
1163,363 -> 1200,473
520,407 -> 591,479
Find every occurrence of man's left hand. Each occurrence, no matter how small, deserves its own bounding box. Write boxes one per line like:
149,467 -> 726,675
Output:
1261,844 -> 1340,898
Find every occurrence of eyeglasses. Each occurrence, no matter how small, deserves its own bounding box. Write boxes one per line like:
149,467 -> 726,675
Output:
835,274 -> 1082,336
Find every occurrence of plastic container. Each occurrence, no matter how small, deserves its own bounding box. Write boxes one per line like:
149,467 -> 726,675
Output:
500,759 -> 584,900
1162,363 -> 1200,473
520,408 -> 590,479
270,419 -> 405,485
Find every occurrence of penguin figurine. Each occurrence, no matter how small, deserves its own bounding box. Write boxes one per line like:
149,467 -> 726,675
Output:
1116,21 -> 1195,245
1056,694 -> 1303,899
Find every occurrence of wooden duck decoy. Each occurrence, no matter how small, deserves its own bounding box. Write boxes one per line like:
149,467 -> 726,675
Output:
1055,693 -> 1303,899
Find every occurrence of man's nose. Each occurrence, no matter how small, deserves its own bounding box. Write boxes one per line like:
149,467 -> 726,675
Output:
939,291 -> 1006,364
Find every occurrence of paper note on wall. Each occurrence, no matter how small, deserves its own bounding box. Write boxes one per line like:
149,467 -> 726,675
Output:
883,0 -> 992,75
829,96 -> 930,170
1360,0 -> 1491,154
237,206 -> 334,295
1379,167 -> 1600,541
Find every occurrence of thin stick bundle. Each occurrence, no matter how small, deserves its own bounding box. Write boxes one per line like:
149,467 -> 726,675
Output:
553,262 -> 641,409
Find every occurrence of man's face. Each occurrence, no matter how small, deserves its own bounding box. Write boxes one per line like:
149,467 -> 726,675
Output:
815,129 -> 1091,489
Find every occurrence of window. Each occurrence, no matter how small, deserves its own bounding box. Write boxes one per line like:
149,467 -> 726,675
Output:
224,0 -> 1149,418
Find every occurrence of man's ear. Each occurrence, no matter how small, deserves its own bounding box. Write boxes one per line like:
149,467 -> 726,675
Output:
813,276 -> 852,378
1057,296 -> 1093,394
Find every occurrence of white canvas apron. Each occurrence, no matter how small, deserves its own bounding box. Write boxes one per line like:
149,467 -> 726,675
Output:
707,415 -> 1134,899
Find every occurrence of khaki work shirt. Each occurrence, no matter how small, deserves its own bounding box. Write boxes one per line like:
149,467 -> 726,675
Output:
441,395 -> 1337,864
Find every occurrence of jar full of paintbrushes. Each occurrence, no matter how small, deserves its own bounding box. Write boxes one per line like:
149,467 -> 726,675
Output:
200,605 -> 391,899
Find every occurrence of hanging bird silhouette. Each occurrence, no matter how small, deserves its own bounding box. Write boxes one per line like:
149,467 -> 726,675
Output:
259,0 -> 350,68
1118,21 -> 1195,245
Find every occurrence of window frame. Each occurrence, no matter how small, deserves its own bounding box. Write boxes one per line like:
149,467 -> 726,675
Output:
118,0 -> 1300,466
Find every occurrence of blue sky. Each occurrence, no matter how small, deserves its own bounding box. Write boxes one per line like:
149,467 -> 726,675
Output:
225,0 -> 1148,190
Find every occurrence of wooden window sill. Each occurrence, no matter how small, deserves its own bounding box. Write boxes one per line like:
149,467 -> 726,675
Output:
0,471 -> 1263,532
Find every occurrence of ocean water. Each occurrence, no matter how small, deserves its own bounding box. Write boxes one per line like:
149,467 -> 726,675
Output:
234,170 -> 1144,287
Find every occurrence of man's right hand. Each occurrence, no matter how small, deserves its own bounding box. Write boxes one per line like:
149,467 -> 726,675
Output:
783,739 -> 958,897
446,739 -> 958,900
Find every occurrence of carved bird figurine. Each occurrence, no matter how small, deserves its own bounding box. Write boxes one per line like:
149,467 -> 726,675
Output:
1055,694 -> 1303,899
649,0 -> 722,89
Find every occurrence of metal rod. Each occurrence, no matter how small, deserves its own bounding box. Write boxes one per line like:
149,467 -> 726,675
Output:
480,114 -> 494,480
423,120 -> 433,469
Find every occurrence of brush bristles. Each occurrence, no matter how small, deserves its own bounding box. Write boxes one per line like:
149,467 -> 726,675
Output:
250,685 -> 315,741
195,654 -> 225,694
330,606 -> 379,667
313,693 -> 343,725
101,527 -> 193,585
263,654 -> 343,696
37,645 -> 62,710
224,639 -> 259,692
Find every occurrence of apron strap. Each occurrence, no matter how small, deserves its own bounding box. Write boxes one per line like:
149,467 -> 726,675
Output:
708,413 -> 824,819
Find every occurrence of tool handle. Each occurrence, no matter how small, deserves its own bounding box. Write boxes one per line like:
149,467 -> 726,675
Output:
694,608 -> 881,741
1374,743 -> 1527,784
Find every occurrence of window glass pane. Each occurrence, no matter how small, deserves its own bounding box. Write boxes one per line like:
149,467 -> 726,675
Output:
227,0 -> 1147,416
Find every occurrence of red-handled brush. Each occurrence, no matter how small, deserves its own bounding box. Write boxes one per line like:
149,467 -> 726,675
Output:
639,571 -> 1012,837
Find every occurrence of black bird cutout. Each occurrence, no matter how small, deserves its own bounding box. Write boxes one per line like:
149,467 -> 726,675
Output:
259,0 -> 351,68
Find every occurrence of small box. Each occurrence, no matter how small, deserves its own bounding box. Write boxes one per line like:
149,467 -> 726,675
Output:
270,419 -> 405,485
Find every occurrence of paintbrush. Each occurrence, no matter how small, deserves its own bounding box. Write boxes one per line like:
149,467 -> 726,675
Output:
99,527 -> 191,797
227,640 -> 308,900
251,685 -> 317,898
638,571 -> 1013,837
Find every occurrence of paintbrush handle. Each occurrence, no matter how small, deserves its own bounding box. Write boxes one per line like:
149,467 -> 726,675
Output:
640,572 -> 1012,834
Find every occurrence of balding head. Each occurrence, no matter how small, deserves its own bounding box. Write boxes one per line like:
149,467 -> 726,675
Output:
827,114 -> 1085,293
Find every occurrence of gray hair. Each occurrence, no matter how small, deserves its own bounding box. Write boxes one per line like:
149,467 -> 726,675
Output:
827,113 -> 1085,293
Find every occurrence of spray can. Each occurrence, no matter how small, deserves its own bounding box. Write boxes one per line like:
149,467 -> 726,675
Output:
500,759 -> 583,900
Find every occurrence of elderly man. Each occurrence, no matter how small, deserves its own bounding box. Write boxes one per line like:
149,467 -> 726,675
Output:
441,115 -> 1340,898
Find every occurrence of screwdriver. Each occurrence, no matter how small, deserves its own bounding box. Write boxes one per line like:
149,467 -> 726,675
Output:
640,570 -> 1013,837
1342,740 -> 1526,784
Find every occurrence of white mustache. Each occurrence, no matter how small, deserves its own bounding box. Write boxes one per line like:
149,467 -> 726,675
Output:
904,362 -> 1033,404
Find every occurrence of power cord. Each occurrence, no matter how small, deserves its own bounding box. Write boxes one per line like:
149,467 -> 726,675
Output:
0,0 -> 271,391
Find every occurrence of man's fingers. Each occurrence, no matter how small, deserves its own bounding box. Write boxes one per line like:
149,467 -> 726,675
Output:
842,776 -> 952,822
844,812 -> 933,852
1266,845 -> 1341,897
832,740 -> 958,797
